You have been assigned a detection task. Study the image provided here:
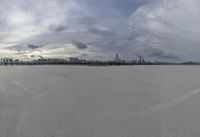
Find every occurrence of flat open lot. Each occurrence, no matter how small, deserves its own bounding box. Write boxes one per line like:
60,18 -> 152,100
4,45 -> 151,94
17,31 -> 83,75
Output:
1,65 -> 200,137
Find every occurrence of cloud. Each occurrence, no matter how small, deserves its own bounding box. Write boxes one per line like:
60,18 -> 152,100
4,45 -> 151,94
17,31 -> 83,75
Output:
127,0 -> 200,61
72,40 -> 88,49
145,47 -> 180,60
48,24 -> 67,32
7,45 -> 27,50
79,17 -> 97,26
88,27 -> 114,36
27,44 -> 42,49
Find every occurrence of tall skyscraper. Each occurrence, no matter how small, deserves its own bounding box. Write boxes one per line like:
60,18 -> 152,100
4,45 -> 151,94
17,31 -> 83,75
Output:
115,53 -> 119,62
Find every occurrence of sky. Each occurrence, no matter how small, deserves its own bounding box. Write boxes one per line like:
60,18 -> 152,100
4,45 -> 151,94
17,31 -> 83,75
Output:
0,0 -> 199,62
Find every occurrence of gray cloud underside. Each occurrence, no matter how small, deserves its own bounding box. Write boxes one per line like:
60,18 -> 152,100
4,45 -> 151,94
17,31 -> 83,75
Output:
48,24 -> 67,32
27,44 -> 42,49
72,40 -> 88,49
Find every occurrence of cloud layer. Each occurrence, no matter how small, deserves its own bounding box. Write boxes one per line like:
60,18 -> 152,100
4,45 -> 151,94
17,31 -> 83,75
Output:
0,0 -> 199,62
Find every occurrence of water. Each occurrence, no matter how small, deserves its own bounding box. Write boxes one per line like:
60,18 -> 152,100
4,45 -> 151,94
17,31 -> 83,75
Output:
0,65 -> 200,137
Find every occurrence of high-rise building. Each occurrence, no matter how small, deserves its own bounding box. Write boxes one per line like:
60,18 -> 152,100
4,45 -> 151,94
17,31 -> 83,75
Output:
115,53 -> 119,62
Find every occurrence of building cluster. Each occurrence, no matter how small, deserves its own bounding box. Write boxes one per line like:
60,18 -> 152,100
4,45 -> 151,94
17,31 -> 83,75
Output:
0,54 -> 180,66
0,58 -> 18,65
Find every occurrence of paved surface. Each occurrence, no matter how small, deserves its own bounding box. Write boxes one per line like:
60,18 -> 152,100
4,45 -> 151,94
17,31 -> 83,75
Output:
0,65 -> 200,137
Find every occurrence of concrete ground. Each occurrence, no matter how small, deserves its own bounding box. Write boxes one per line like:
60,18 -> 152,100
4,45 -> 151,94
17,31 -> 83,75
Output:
0,65 -> 200,137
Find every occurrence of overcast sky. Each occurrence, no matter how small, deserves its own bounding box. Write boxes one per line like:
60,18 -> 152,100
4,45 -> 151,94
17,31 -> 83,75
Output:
0,0 -> 199,62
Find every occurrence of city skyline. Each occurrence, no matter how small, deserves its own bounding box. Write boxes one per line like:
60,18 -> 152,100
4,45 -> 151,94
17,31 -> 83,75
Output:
0,0 -> 199,62
1,53 -> 199,66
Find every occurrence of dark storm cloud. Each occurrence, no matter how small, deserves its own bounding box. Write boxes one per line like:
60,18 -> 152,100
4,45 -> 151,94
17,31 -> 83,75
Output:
72,40 -> 88,49
48,25 -> 67,32
27,44 -> 42,49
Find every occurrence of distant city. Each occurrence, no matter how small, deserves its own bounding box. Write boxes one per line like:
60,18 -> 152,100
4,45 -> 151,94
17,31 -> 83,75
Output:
0,54 -> 199,66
